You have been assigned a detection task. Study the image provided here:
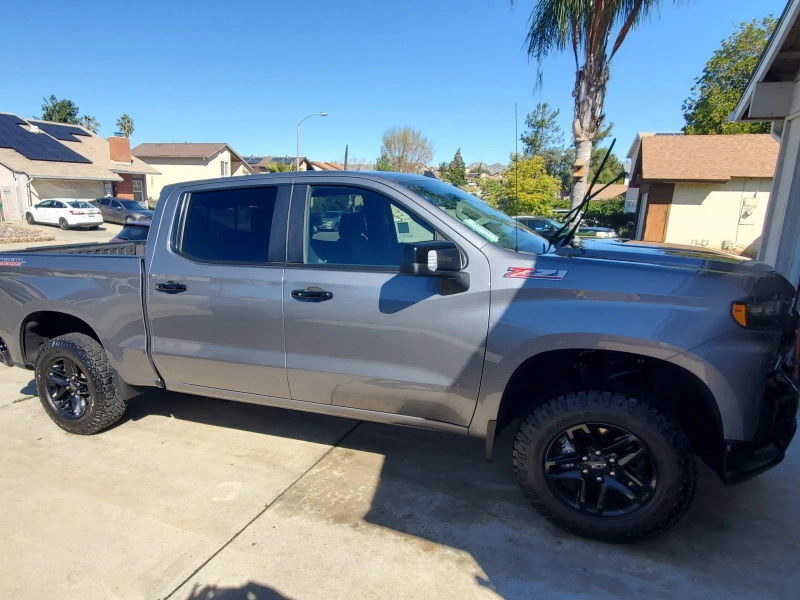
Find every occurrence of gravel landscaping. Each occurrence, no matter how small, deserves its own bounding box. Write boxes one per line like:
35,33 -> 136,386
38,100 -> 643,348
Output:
0,222 -> 54,244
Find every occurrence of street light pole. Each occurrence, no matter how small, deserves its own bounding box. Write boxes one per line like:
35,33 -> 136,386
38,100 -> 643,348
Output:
296,112 -> 328,171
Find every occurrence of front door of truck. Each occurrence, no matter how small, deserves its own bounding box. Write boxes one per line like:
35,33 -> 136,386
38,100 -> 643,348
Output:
146,182 -> 290,399
282,181 -> 490,426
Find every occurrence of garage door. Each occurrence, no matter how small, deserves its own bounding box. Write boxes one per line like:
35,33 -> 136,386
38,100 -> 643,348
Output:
32,179 -> 105,202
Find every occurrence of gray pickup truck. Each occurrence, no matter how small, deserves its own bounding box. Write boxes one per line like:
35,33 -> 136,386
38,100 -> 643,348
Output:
1,171 -> 797,542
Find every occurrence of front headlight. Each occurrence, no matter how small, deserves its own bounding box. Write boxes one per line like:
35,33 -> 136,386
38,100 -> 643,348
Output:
732,298 -> 797,329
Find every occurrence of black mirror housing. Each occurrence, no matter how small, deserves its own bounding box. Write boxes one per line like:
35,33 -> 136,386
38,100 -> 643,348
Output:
400,241 -> 469,295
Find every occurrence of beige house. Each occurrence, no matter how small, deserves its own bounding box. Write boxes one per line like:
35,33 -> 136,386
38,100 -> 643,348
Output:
0,113 -> 158,221
131,143 -> 255,201
625,133 -> 779,252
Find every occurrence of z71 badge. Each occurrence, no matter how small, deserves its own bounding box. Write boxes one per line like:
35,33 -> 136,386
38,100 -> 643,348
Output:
504,267 -> 567,280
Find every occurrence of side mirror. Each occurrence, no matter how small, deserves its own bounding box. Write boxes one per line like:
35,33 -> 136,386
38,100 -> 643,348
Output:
400,241 -> 469,295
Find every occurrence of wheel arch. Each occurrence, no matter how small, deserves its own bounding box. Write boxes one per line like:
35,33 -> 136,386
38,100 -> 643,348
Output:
483,348 -> 725,474
20,310 -> 102,367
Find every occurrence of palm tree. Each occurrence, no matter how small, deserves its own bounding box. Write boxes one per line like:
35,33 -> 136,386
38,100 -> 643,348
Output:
78,115 -> 100,133
518,0 -> 666,209
116,114 -> 134,138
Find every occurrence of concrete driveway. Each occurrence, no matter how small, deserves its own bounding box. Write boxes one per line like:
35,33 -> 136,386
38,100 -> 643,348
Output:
0,365 -> 797,600
0,219 -> 123,251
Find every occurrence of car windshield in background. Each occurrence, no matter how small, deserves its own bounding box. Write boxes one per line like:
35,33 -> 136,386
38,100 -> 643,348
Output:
66,201 -> 94,209
120,201 -> 148,210
403,179 -> 548,253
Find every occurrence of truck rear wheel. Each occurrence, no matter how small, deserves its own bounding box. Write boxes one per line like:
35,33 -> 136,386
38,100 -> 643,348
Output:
513,390 -> 696,542
34,333 -> 126,435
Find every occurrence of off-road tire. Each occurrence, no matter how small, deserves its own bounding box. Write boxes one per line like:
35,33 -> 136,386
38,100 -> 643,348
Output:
59,217 -> 70,230
34,333 -> 126,434
513,390 -> 696,543
25,213 -> 35,225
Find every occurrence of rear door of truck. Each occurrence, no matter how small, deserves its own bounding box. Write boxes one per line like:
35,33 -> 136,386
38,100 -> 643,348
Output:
145,179 -> 290,399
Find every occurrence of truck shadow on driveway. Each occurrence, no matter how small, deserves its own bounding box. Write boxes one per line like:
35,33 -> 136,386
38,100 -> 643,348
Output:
126,391 -> 798,600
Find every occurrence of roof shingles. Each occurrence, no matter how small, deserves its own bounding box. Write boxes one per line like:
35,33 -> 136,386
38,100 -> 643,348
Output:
641,134 -> 778,182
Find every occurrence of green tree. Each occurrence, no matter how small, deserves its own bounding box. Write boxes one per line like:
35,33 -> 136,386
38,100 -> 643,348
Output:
520,102 -> 563,156
377,126 -> 433,172
116,114 -> 135,137
374,152 -> 392,171
477,177 -> 506,209
40,95 -> 79,123
445,148 -> 467,186
267,161 -> 293,173
517,0 -> 670,210
79,115 -> 100,133
683,17 -> 777,135
502,154 -> 560,215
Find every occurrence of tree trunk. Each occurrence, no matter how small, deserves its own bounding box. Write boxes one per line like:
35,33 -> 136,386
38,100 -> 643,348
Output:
569,53 -> 610,214
571,137 -> 593,210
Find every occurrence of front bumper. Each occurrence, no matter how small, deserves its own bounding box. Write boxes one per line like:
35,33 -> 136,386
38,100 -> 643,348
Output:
721,369 -> 798,484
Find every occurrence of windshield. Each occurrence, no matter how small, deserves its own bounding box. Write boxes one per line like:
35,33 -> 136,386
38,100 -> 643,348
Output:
120,201 -> 148,210
66,201 -> 93,209
402,179 -> 548,253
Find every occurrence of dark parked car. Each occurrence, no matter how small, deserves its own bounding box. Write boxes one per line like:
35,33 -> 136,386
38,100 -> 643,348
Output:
92,197 -> 154,224
513,216 -> 566,242
110,219 -> 151,243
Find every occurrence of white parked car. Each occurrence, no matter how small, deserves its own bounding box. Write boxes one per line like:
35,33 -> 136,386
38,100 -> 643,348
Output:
25,199 -> 104,230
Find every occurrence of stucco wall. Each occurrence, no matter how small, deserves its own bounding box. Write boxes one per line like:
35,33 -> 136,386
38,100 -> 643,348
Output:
665,178 -> 772,251
141,149 -> 244,201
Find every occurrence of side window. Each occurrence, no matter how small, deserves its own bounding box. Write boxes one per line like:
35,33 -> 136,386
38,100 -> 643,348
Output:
53,201 -> 65,209
97,198 -> 109,207
305,186 -> 435,267
112,201 -> 123,209
179,186 -> 278,264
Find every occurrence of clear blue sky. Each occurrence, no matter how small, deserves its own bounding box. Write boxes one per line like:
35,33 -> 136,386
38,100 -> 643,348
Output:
1,0 -> 786,166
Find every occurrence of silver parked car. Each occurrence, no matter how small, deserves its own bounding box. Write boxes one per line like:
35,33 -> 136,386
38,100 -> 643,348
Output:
92,197 -> 154,224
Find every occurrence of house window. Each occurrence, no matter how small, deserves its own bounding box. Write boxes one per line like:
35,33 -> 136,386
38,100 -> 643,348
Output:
221,161 -> 230,177
104,182 -> 113,197
132,179 -> 144,202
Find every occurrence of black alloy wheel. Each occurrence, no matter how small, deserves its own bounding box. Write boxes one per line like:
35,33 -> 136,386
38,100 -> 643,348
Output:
43,357 -> 91,420
513,390 -> 696,542
543,422 -> 657,517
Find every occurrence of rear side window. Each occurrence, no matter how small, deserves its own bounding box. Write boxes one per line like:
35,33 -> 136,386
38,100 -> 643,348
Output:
179,186 -> 278,264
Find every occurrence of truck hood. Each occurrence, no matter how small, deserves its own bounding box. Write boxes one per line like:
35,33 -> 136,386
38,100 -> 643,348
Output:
556,238 -> 777,276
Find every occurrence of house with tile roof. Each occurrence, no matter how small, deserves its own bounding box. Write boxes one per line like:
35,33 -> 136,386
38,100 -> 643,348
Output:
131,142 -> 255,201
0,112 -> 158,221
625,133 -> 779,252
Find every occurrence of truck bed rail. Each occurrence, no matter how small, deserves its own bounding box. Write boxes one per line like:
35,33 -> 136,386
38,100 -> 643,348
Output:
3,242 -> 145,256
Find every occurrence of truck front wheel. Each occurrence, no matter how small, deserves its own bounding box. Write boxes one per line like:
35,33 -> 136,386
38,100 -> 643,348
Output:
34,333 -> 127,435
513,390 -> 696,542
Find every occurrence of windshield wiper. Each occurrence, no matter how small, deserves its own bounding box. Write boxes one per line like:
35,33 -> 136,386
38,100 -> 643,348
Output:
551,139 -> 625,249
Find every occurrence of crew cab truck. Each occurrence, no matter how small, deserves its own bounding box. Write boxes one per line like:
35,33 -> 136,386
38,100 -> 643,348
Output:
0,172 -> 797,542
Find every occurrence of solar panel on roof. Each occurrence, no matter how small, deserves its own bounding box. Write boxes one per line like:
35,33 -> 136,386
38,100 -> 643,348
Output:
0,114 -> 91,164
246,156 -> 262,164
30,121 -> 91,142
